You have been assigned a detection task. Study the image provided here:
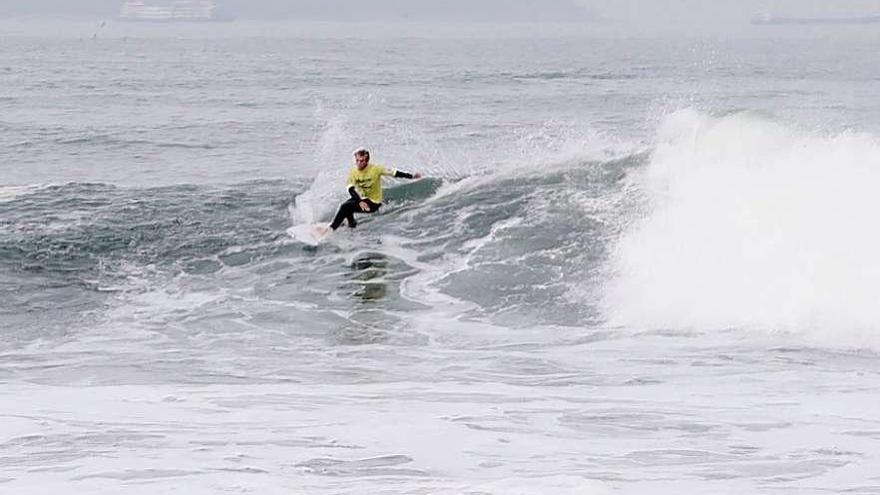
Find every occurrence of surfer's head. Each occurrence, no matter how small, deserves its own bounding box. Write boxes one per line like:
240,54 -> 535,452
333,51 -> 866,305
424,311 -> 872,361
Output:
353,148 -> 370,170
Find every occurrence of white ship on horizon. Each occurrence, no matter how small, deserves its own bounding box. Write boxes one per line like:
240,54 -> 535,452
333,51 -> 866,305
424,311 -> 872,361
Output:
752,12 -> 880,25
119,1 -> 230,22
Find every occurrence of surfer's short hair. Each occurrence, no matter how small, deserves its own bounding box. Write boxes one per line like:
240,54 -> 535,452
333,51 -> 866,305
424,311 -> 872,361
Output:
353,148 -> 370,160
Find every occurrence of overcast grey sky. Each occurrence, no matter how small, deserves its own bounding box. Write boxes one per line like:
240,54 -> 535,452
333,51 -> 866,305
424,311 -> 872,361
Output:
2,0 -> 879,24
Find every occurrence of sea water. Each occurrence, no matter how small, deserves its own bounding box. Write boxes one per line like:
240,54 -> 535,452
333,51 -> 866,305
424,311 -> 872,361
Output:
2,19 -> 880,494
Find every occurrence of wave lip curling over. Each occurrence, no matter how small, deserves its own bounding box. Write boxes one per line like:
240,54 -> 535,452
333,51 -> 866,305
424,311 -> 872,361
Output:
606,110 -> 880,346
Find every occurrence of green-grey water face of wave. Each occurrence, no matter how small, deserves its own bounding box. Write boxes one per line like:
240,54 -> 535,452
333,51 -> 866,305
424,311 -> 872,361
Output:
0,181 -> 295,283
0,154 -> 638,343
0,180 -> 298,344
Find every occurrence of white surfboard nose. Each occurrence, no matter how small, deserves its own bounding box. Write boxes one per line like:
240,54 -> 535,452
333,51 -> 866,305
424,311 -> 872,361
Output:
287,223 -> 331,246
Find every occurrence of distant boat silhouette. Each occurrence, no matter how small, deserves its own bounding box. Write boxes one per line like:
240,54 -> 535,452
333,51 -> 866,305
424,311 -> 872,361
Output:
118,1 -> 234,22
752,12 -> 880,25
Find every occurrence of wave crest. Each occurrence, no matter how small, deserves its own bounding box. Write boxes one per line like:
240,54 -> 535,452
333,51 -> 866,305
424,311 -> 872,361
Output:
606,110 -> 880,346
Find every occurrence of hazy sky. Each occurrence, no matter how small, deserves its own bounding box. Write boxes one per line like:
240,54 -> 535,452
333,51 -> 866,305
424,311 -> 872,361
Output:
2,0 -> 879,24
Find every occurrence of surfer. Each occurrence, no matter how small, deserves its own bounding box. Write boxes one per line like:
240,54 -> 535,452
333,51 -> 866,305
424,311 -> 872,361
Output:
320,148 -> 422,233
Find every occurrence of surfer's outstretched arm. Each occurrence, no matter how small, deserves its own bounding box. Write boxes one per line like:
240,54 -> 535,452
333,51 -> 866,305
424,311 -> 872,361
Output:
388,169 -> 422,180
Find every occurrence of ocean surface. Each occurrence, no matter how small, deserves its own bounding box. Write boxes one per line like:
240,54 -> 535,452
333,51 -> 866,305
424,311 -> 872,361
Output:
2,19 -> 880,494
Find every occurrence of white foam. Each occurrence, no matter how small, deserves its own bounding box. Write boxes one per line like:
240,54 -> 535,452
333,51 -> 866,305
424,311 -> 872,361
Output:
440,476 -> 610,495
606,110 -> 880,347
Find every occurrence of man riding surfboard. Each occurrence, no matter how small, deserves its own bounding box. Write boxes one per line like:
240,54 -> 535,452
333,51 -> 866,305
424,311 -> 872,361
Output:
316,148 -> 422,235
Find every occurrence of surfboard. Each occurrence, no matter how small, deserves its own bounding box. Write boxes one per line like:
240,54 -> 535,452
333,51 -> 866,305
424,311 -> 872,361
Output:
288,223 -> 331,246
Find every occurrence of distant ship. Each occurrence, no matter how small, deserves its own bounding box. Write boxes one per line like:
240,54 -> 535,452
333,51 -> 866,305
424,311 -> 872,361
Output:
752,13 -> 880,25
119,1 -> 232,22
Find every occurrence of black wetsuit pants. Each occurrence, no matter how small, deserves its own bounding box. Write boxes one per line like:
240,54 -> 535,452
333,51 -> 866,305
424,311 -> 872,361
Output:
330,198 -> 381,230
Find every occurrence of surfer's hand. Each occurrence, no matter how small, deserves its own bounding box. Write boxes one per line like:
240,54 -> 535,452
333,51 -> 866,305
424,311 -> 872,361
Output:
413,172 -> 422,179
359,201 -> 370,212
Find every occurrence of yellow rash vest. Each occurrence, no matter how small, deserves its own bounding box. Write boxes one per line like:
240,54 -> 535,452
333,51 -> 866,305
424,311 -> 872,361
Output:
346,163 -> 397,203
